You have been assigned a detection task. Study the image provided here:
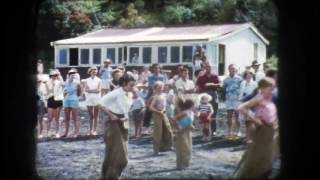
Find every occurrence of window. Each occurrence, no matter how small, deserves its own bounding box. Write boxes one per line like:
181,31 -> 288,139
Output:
158,47 -> 167,63
124,46 -> 127,62
143,47 -> 152,64
171,46 -> 180,63
129,47 -> 139,63
80,49 -> 89,64
59,49 -> 68,65
254,43 -> 258,60
69,48 -> 78,66
107,48 -> 115,64
218,44 -> 226,75
118,47 -> 123,64
93,48 -> 101,65
182,46 -> 193,62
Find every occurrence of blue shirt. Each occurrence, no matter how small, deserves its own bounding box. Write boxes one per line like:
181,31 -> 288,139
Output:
223,75 -> 242,99
64,82 -> 79,101
99,66 -> 112,80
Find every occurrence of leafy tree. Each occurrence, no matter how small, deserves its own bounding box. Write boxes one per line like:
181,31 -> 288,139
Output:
162,4 -> 195,24
119,3 -> 146,27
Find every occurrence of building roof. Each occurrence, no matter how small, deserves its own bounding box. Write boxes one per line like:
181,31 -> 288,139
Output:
51,22 -> 269,46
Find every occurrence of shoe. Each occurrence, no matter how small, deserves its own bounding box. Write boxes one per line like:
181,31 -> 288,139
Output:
92,131 -> 97,135
55,133 -> 60,138
38,134 -> 43,138
212,132 -> 217,136
237,131 -> 242,137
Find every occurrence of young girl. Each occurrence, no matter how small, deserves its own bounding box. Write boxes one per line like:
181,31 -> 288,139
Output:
149,81 -> 173,155
45,69 -> 64,138
61,69 -> 81,138
84,66 -> 101,136
173,97 -> 195,170
239,69 -> 258,143
36,76 -> 47,138
130,87 -> 145,138
233,77 -> 277,179
197,93 -> 214,141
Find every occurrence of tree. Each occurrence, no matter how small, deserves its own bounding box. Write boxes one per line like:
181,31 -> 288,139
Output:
119,3 -> 145,27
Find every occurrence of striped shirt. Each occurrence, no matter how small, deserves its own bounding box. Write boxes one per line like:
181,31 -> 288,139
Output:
198,103 -> 212,113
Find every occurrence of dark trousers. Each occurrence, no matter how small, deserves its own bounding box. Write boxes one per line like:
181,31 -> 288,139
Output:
208,91 -> 219,133
143,108 -> 152,127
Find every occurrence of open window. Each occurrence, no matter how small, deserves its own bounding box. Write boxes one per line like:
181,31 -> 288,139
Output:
69,48 -> 78,66
218,44 -> 226,75
118,47 -> 123,64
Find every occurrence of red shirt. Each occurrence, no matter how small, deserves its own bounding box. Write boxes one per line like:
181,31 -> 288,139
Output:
196,73 -> 220,93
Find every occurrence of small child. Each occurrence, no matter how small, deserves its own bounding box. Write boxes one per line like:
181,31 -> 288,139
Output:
130,87 -> 146,138
173,97 -> 195,170
251,78 -> 277,126
197,93 -> 214,141
149,81 -> 173,155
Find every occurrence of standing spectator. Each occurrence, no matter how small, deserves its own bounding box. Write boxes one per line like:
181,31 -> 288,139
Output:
110,69 -> 122,91
99,59 -> 113,96
223,64 -> 242,139
149,81 -> 173,155
251,60 -> 265,82
65,68 -> 80,84
45,69 -> 64,138
130,87 -> 145,138
239,69 -> 258,142
174,68 -> 195,94
193,51 -> 203,78
197,93 -> 214,141
138,66 -> 151,84
143,64 -> 166,132
84,66 -> 101,136
196,63 -> 221,136
98,74 -> 136,180
36,75 -> 47,138
61,68 -> 81,138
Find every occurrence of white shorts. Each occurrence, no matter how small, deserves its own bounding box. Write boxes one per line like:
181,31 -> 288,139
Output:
86,93 -> 101,106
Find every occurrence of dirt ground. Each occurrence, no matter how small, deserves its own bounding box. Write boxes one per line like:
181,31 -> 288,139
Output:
36,103 -> 280,179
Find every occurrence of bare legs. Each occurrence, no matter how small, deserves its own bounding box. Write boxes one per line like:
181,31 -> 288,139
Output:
62,108 -> 79,138
47,107 -> 61,138
87,106 -> 99,135
134,120 -> 142,137
226,110 -> 240,137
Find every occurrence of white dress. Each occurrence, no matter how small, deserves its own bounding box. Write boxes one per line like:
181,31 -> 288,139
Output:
85,76 -> 101,106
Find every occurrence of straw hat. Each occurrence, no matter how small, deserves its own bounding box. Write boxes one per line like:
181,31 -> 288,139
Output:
103,59 -> 111,63
68,68 -> 78,74
87,66 -> 98,74
198,93 -> 212,102
49,69 -> 59,76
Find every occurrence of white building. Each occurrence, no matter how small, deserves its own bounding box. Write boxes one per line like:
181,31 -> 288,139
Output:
51,22 -> 268,77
